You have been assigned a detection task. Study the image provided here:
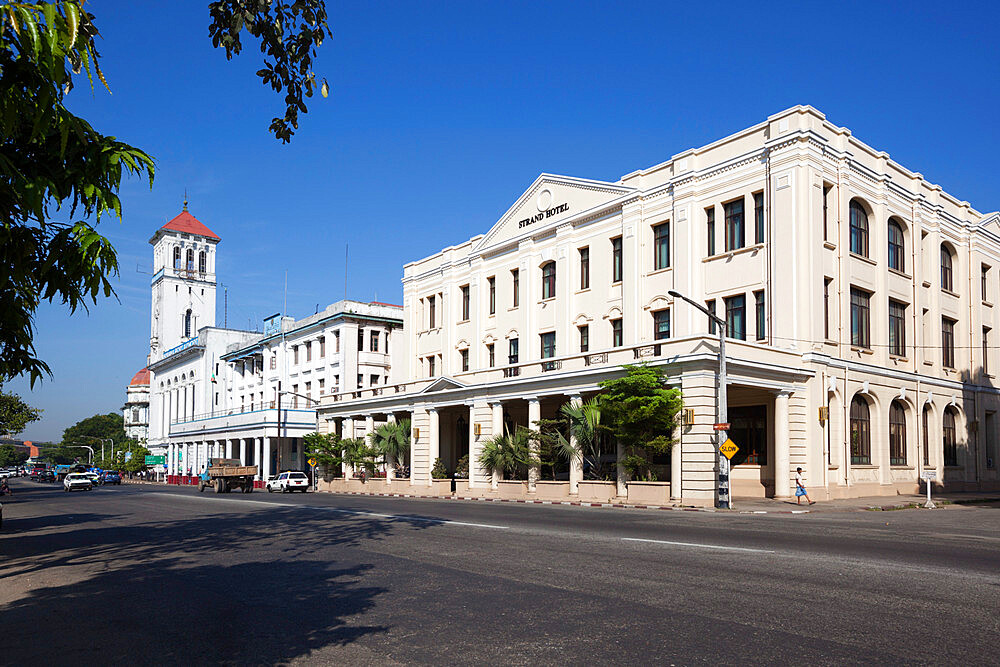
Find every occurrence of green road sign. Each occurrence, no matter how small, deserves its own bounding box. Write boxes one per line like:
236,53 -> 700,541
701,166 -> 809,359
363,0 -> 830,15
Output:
145,455 -> 166,465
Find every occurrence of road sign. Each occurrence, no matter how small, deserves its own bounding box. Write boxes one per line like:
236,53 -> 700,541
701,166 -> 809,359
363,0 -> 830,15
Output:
308,458 -> 317,467
713,423 -> 731,431
145,455 -> 166,465
920,469 -> 937,480
719,439 -> 739,459
124,451 -> 133,462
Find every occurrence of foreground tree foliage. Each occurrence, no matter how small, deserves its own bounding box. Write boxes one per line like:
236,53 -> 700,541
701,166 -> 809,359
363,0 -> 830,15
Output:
0,1 -> 330,385
0,443 -> 29,466
0,387 -> 42,435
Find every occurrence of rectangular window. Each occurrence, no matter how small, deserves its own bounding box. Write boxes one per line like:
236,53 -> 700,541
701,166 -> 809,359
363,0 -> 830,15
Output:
850,287 -> 871,349
579,247 -> 590,290
428,295 -> 436,328
753,192 -> 764,244
822,184 -> 831,242
725,294 -> 746,341
922,407 -> 930,467
304,382 -> 311,401
540,332 -> 556,359
653,309 -> 670,340
319,337 -> 326,358
460,349 -> 469,372
512,269 -> 519,308
427,356 -> 435,377
508,338 -> 519,365
706,299 -> 717,335
754,290 -> 765,340
487,343 -> 495,368
706,207 -> 715,256
823,278 -> 832,340
611,318 -> 623,347
724,198 -> 745,252
579,325 -> 589,353
306,341 -> 312,362
292,384 -> 299,408
488,276 -> 496,315
357,374 -> 363,387
293,346 -> 299,365
319,378 -> 325,395
942,317 -> 956,368
889,300 -> 907,357
985,327 -> 991,376
270,356 -> 276,370
358,329 -> 364,352
653,222 -> 669,270
334,374 -> 339,388
541,262 -> 556,299
334,331 -> 340,353
461,284 -> 470,321
370,330 -> 379,352
611,237 -> 623,283
983,265 -> 990,302
370,374 -> 379,386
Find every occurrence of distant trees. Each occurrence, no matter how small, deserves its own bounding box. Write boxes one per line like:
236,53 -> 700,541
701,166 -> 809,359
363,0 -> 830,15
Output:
0,389 -> 42,436
0,444 -> 29,467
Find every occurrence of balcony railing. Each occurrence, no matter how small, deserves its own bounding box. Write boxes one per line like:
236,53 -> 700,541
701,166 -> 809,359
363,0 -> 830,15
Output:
503,366 -> 520,378
540,359 -> 562,372
170,404 -> 316,426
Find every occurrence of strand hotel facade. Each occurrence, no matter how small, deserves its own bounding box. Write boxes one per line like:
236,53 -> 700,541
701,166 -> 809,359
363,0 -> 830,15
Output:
316,106 -> 1000,506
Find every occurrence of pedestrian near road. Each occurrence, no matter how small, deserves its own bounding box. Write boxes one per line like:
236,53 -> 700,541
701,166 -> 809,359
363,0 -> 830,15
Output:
795,467 -> 814,505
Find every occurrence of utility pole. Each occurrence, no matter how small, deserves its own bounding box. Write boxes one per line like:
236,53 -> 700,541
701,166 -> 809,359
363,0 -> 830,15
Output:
669,290 -> 730,509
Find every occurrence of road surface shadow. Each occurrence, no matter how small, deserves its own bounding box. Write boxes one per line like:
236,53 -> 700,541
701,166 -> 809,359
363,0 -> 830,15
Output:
2,558 -> 387,665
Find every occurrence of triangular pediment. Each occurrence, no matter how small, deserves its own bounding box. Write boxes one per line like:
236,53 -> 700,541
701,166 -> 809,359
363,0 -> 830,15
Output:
474,174 -> 636,252
420,376 -> 466,393
976,212 -> 1000,241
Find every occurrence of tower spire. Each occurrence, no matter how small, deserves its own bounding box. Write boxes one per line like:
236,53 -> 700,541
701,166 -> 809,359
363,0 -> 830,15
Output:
183,189 -> 188,212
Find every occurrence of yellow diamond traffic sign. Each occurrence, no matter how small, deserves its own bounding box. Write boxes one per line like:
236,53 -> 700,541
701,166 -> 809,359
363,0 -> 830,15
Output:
308,458 -> 317,467
719,439 -> 739,459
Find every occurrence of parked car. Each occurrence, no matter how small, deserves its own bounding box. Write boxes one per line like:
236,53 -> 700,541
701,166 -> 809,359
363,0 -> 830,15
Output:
63,473 -> 93,492
0,469 -> 13,480
39,470 -> 56,483
266,471 -> 309,493
101,472 -> 122,485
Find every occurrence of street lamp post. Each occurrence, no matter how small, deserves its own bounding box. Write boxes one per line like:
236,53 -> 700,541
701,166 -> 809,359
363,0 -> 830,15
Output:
276,384 -> 321,483
668,289 -> 731,509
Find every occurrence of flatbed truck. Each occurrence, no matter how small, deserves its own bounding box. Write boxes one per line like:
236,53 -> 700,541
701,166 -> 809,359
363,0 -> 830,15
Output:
198,458 -> 258,493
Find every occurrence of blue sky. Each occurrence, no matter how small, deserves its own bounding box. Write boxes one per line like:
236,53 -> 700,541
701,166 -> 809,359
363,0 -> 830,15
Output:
8,0 -> 1000,441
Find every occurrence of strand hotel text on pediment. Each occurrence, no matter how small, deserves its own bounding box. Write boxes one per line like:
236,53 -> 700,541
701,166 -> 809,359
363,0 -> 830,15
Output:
518,203 -> 569,229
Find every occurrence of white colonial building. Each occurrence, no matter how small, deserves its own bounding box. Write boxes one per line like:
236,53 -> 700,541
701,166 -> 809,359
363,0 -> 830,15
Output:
144,205 -> 403,481
316,105 -> 1000,505
122,367 -> 150,444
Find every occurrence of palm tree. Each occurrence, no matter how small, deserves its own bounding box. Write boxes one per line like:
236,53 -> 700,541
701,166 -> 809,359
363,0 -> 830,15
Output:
368,419 -> 411,476
341,437 -> 376,478
478,426 -> 535,480
559,398 -> 608,479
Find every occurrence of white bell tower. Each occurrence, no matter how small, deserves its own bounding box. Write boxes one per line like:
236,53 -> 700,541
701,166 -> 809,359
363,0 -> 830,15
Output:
148,200 -> 220,365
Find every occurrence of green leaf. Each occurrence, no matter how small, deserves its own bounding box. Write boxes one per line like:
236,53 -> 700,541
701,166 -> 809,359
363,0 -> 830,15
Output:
64,1 -> 79,48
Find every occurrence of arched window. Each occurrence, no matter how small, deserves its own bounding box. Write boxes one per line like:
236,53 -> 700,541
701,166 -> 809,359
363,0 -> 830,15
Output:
173,247 -> 181,270
184,309 -> 192,338
889,400 -> 906,465
198,250 -> 206,273
887,220 -> 905,272
849,200 -> 869,257
850,395 -> 871,465
541,261 -> 556,300
940,245 -> 954,292
186,249 -> 194,272
943,408 -> 957,466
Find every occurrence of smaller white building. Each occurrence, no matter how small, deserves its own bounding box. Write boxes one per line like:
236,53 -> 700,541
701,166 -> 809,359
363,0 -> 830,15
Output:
122,367 -> 150,445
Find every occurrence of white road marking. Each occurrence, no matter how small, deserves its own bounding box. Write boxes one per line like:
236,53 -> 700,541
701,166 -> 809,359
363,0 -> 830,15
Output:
622,537 -> 775,553
164,492 -> 509,530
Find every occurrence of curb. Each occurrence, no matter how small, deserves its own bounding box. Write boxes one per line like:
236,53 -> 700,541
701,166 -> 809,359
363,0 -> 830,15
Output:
313,489 -> 813,515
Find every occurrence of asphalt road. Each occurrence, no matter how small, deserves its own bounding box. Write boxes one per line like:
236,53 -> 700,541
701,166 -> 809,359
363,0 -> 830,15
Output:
1,479 -> 998,665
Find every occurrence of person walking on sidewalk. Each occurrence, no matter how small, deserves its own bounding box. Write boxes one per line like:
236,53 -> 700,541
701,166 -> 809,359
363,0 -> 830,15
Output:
795,467 -> 815,505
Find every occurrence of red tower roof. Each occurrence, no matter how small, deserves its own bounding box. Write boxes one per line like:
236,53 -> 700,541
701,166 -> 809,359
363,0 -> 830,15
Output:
129,368 -> 150,386
159,210 -> 220,240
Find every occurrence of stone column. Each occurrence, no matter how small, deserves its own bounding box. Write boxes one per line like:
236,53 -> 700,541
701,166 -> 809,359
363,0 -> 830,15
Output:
167,444 -> 174,476
774,390 -> 792,498
184,443 -> 191,476
261,437 -> 271,481
428,408 -> 440,487
671,423 -> 682,501
365,414 -> 375,479
527,398 -> 541,491
490,401 -> 503,489
239,438 -> 246,465
568,394 -> 583,495
342,417 -> 354,478
616,440 -> 627,497
385,413 -> 396,483
468,404 -> 479,489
